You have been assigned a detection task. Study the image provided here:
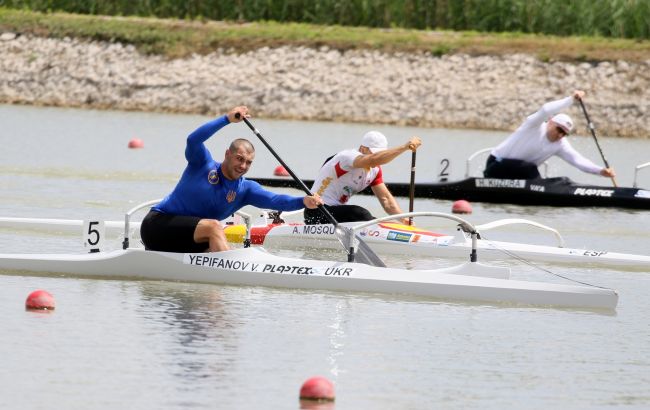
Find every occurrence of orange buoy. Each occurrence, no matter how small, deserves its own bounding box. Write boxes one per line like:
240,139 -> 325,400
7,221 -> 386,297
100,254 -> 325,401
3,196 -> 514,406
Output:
299,376 -> 335,402
451,199 -> 473,214
25,289 -> 56,311
274,165 -> 290,177
128,138 -> 144,149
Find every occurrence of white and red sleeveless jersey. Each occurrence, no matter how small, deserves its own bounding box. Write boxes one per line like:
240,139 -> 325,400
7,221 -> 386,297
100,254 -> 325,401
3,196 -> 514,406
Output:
310,149 -> 384,205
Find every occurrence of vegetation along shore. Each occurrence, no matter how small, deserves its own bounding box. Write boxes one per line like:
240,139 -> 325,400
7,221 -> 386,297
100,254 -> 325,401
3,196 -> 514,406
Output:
1,6 -> 649,138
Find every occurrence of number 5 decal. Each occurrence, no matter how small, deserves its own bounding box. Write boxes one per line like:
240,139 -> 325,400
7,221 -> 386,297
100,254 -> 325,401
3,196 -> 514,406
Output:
83,220 -> 105,253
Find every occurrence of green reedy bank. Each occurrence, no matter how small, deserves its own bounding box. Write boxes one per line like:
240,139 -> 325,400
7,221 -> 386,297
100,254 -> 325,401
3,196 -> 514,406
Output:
1,0 -> 649,39
1,7 -> 649,62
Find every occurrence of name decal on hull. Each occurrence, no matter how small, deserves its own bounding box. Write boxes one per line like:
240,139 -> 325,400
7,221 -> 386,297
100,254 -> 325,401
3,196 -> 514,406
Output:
295,224 -> 337,235
475,179 -> 526,188
183,254 -> 354,276
186,254 -> 256,270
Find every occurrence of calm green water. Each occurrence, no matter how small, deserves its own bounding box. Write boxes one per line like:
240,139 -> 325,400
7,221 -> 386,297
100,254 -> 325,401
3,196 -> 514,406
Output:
1,104 -> 649,409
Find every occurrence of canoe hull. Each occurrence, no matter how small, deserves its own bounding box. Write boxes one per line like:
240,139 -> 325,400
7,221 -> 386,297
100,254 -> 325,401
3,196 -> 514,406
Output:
252,224 -> 650,271
0,248 -> 618,310
251,176 -> 650,209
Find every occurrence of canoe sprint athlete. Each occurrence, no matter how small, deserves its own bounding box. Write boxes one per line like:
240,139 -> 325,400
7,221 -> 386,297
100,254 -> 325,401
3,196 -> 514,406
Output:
140,106 -> 322,253
483,90 -> 616,180
304,131 -> 421,225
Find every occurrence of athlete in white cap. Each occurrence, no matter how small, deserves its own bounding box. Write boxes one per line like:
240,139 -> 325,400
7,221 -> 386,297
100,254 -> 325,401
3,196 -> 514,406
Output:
484,90 -> 616,179
305,131 -> 421,225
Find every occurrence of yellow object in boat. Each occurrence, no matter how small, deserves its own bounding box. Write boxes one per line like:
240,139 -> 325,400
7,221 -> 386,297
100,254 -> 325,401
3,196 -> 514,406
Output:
224,224 -> 246,243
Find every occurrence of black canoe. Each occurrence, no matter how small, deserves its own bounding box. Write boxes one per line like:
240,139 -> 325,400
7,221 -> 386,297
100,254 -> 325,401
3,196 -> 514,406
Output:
250,176 -> 650,210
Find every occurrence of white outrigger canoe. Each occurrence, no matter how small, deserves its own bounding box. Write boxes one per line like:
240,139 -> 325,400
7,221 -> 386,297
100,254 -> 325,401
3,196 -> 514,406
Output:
231,212 -> 650,271
3,210 -> 649,271
0,201 -> 618,310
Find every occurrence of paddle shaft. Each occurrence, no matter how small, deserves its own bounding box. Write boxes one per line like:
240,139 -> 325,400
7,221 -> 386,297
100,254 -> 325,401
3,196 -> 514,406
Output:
236,113 -> 386,267
239,115 -> 341,226
408,151 -> 416,225
577,99 -> 617,187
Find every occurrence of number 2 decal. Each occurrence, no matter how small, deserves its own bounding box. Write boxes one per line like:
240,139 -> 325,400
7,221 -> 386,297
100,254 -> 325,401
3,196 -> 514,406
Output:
439,158 -> 450,182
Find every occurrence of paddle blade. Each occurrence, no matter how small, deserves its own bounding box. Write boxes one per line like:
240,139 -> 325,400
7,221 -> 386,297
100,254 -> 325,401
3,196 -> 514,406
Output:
354,235 -> 387,267
333,226 -> 386,267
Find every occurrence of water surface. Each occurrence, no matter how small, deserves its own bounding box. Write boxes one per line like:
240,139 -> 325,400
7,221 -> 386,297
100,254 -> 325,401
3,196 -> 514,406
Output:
1,105 -> 649,409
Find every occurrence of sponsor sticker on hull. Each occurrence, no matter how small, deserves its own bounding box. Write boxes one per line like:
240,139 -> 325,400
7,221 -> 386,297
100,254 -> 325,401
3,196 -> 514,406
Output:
386,231 -> 412,242
635,190 -> 650,199
573,188 -> 614,197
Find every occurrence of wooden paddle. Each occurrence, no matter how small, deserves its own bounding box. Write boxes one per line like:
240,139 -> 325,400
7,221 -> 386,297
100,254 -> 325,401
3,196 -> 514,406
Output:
236,113 -> 386,267
408,150 -> 416,226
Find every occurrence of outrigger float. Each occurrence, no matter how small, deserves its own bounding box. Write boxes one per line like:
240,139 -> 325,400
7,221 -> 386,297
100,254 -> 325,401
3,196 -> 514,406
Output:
0,200 -> 618,310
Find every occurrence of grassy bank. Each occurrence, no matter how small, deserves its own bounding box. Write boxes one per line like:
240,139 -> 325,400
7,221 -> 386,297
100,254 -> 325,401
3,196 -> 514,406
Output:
1,8 -> 650,62
1,0 -> 649,40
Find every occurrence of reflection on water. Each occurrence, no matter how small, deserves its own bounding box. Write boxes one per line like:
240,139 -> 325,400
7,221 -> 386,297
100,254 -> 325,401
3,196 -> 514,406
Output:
136,283 -> 238,384
300,399 -> 336,410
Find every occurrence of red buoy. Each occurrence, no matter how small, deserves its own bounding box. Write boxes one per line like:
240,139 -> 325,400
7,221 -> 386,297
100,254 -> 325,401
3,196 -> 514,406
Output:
452,199 -> 472,214
25,289 -> 56,311
128,138 -> 144,149
299,376 -> 335,402
274,165 -> 290,177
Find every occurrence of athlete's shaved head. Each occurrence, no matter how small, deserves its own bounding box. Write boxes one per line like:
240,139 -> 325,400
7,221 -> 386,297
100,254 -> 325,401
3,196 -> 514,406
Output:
222,138 -> 256,180
229,138 -> 255,154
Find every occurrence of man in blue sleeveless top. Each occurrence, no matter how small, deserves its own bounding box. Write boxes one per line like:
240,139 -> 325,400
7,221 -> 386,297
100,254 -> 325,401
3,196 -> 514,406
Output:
141,106 -> 322,253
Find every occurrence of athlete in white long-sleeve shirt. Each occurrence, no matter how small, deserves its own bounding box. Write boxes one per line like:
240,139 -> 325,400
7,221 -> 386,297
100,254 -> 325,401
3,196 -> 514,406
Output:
484,90 -> 616,180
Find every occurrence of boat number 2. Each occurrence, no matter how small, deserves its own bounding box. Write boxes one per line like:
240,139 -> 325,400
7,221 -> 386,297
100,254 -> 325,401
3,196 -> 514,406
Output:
438,159 -> 450,182
83,220 -> 105,253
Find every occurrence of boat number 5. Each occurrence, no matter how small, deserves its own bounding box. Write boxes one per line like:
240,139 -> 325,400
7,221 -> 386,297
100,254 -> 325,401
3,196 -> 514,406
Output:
83,220 -> 105,253
438,158 -> 450,182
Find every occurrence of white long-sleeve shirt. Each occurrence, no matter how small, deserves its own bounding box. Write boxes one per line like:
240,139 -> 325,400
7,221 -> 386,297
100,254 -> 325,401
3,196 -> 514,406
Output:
491,96 -> 603,174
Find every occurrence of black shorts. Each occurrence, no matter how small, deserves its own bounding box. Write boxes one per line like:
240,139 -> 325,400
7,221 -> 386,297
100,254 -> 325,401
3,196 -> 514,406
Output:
483,155 -> 541,179
140,210 -> 207,253
304,205 -> 375,224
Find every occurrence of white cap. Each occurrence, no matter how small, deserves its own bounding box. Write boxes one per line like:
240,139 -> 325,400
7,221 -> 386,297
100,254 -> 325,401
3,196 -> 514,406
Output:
361,131 -> 388,153
551,113 -> 574,134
